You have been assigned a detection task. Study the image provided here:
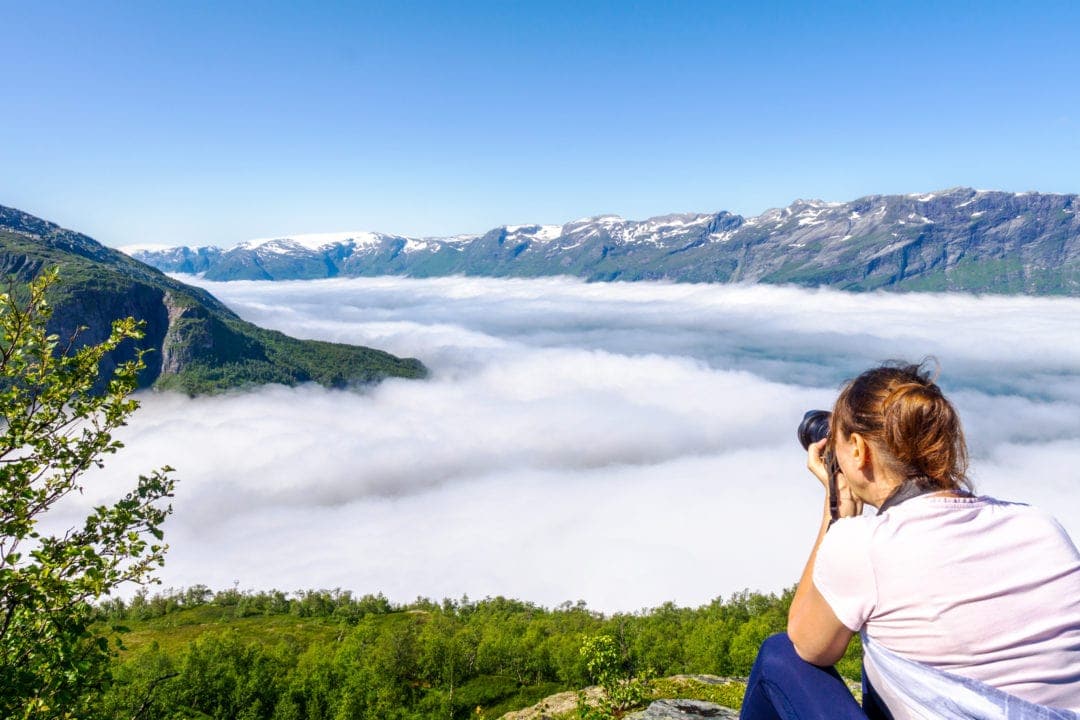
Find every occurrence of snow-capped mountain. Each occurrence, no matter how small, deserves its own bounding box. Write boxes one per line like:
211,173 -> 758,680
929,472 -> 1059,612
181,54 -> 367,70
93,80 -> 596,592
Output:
124,188 -> 1080,295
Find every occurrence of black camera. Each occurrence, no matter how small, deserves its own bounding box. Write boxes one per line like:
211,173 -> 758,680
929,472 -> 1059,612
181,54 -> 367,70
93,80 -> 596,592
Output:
797,410 -> 842,524
797,409 -> 832,450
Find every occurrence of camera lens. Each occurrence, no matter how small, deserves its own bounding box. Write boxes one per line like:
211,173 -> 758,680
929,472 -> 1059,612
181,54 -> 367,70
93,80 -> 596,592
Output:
797,409 -> 831,450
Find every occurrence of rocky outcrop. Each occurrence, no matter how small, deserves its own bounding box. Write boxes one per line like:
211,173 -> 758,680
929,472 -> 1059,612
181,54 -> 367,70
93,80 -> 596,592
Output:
159,291 -> 201,376
497,676 -> 745,720
626,699 -> 739,719
498,687 -> 604,720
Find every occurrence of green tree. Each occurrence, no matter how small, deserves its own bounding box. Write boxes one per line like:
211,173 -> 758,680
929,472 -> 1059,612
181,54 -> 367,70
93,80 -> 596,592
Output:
0,269 -> 175,718
173,631 -> 288,720
576,634 -> 651,720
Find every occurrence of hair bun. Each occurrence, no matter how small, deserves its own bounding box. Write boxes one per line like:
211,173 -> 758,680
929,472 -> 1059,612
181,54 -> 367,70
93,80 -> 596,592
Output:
882,382 -> 956,484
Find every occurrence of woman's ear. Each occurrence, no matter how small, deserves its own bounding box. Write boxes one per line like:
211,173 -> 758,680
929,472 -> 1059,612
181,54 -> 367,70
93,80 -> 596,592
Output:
849,433 -> 871,470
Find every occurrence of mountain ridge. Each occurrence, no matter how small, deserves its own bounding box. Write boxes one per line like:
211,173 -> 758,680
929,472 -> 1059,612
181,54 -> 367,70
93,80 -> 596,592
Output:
0,205 -> 427,394
125,188 -> 1080,295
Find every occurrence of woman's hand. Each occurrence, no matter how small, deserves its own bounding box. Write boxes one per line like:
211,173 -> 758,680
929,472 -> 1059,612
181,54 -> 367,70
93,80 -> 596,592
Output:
807,438 -> 863,518
806,438 -> 831,487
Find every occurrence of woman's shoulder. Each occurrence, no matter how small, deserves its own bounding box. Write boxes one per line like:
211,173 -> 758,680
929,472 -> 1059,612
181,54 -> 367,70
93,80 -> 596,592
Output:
977,496 -> 1079,546
832,495 -> 1075,548
897,494 -> 1080,559
834,495 -> 1072,549
966,495 -> 1070,527
823,512 -> 881,546
887,493 -> 1043,519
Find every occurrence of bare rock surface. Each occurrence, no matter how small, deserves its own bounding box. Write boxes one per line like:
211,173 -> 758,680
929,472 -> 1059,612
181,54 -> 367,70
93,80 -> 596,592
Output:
626,699 -> 739,719
498,686 -> 603,719
497,676 -> 745,719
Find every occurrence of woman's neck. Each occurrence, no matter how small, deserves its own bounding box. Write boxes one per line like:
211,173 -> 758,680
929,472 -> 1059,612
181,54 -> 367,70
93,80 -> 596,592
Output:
860,466 -> 906,509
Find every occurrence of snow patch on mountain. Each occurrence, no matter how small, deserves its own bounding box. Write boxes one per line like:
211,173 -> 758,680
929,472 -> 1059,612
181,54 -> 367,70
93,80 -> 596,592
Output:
240,231 -> 389,253
609,214 -> 714,245
504,224 -> 563,242
797,209 -> 827,226
118,243 -> 177,254
429,234 -> 481,245
568,214 -> 624,228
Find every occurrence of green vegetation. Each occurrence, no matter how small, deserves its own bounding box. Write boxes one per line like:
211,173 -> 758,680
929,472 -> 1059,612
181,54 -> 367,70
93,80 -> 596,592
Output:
900,256 -> 1029,293
93,585 -> 863,719
574,634 -> 653,719
152,322 -> 427,395
892,254 -> 1080,296
0,270 -> 174,719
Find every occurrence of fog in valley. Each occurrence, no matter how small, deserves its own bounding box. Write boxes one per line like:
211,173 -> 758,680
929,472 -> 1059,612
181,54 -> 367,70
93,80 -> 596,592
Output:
75,276 -> 1080,611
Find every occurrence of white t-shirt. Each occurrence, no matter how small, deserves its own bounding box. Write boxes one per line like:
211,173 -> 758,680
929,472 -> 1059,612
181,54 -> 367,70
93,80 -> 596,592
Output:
813,495 -> 1080,715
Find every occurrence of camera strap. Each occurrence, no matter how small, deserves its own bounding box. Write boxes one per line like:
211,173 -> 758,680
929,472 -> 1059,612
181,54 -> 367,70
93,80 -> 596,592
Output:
828,473 -> 840,526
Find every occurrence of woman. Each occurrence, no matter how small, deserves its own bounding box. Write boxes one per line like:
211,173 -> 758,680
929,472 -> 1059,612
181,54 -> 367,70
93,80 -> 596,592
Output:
740,361 -> 1080,720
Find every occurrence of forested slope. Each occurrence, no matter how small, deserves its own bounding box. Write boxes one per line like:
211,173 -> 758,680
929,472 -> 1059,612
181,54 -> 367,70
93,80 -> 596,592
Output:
97,586 -> 862,719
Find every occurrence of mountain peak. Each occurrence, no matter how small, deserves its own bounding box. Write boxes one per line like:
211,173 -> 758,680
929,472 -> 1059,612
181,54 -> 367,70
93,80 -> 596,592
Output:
569,214 -> 625,225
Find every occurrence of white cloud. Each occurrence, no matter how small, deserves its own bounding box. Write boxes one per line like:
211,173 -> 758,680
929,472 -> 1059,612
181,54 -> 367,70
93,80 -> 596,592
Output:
72,277 -> 1080,611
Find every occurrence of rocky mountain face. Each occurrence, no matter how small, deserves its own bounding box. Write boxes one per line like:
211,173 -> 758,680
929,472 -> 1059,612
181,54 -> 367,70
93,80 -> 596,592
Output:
127,188 -> 1080,295
0,205 -> 427,394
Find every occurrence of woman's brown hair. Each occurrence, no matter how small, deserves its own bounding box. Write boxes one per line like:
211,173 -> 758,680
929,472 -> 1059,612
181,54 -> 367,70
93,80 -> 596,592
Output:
830,360 -> 970,491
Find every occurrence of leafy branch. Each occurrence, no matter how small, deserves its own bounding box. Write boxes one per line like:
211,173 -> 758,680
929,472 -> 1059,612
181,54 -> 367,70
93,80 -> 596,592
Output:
0,268 -> 175,719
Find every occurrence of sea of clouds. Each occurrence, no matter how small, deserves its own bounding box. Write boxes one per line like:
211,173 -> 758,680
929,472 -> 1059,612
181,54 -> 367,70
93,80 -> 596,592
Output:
74,276 -> 1080,611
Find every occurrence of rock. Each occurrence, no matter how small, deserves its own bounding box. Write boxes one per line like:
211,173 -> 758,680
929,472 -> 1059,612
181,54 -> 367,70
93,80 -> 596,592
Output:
625,699 -> 740,719
498,686 -> 603,720
667,674 -> 742,686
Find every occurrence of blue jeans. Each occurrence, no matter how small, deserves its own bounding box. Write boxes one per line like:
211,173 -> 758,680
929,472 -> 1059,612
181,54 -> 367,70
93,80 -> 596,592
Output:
740,633 -> 891,720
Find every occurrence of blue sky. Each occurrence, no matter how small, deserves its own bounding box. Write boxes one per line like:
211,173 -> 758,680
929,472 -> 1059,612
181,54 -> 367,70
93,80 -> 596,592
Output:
3,1 -> 1079,247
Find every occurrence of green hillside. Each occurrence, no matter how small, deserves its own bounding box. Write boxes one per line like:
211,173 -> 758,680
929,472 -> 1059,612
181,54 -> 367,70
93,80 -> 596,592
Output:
0,206 -> 426,393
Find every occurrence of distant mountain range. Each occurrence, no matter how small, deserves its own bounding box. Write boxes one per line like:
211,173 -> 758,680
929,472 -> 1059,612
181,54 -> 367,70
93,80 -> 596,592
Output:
0,205 -> 426,394
125,188 -> 1080,295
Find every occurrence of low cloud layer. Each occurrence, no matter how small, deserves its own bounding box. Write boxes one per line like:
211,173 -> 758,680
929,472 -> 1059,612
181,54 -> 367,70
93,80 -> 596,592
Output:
75,277 -> 1080,611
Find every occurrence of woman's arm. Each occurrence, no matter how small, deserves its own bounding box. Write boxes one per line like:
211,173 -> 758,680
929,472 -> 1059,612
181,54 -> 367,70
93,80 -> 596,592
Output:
787,439 -> 860,666
787,501 -> 854,665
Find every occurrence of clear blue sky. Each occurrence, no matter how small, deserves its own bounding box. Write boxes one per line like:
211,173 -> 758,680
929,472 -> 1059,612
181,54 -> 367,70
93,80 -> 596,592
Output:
3,1 -> 1079,247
